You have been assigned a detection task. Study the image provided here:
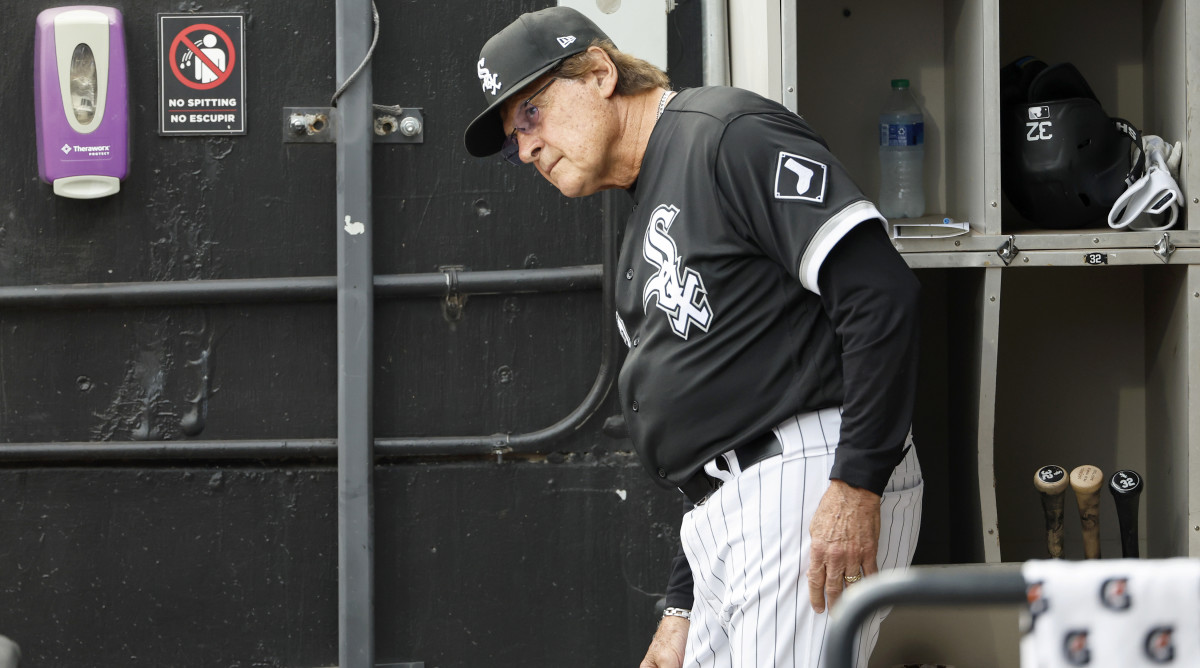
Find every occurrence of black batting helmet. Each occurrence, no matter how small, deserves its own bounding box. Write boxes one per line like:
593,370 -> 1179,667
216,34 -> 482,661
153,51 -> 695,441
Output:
1000,57 -> 1138,229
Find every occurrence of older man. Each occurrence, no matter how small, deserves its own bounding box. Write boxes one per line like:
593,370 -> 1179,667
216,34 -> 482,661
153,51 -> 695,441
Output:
465,8 -> 924,667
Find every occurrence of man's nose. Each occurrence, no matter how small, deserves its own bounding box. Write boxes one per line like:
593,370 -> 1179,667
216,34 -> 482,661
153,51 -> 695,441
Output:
520,133 -> 543,164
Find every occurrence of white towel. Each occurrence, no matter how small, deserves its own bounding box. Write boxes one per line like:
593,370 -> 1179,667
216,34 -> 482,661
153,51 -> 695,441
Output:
1020,558 -> 1200,667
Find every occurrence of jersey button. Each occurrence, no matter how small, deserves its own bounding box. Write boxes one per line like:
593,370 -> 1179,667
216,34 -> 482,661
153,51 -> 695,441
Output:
631,400 -> 639,412
657,468 -> 667,478
625,269 -> 633,280
633,336 -> 639,347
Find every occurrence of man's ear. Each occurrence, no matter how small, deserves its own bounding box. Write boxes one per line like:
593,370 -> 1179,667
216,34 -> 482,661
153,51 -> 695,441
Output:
587,45 -> 619,98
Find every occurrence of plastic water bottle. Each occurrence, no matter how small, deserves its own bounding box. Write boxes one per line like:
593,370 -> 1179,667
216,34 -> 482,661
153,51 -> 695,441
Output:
878,79 -> 925,219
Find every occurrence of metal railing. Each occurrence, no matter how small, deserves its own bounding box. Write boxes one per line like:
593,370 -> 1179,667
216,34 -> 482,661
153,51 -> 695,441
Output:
826,565 -> 1027,667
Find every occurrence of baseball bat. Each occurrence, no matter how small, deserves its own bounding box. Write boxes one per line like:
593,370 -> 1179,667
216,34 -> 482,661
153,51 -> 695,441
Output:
1034,465 -> 1069,558
1070,465 -> 1104,559
1109,469 -> 1144,558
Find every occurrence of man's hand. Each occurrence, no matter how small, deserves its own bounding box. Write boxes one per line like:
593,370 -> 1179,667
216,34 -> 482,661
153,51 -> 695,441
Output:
639,615 -> 689,668
806,479 -> 881,613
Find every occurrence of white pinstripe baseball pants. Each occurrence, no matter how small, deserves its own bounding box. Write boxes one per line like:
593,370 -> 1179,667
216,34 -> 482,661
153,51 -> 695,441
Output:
680,407 -> 924,668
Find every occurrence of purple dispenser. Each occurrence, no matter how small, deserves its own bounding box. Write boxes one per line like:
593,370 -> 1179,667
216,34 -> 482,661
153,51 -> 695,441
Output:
34,6 -> 129,199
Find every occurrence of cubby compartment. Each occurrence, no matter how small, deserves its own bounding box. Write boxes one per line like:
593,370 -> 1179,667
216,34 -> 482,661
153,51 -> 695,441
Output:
991,265 -> 1195,561
997,0 -> 1191,235
911,267 -> 1004,565
792,0 -> 992,236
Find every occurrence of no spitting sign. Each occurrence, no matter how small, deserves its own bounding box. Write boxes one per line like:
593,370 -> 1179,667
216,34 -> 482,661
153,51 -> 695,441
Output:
158,14 -> 246,135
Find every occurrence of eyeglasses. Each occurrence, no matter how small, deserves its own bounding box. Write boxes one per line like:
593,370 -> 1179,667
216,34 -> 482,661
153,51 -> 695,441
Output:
499,77 -> 558,165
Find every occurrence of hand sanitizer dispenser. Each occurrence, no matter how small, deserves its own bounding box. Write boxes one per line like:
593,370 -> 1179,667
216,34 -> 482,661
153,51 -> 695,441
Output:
34,6 -> 129,199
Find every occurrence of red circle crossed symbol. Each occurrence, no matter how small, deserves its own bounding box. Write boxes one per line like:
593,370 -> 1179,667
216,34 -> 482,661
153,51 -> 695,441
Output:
170,24 -> 236,90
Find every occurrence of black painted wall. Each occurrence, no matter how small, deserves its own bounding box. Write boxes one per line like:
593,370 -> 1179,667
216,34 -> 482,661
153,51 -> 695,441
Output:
1,1 -> 706,665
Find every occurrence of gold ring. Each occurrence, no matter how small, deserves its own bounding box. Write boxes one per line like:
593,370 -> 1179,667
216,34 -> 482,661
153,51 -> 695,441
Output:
843,572 -> 863,584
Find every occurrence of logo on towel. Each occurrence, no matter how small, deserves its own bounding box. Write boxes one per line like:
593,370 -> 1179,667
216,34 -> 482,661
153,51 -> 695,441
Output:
1063,630 -> 1090,665
1100,577 -> 1131,610
1145,627 -> 1175,663
1026,582 -> 1048,631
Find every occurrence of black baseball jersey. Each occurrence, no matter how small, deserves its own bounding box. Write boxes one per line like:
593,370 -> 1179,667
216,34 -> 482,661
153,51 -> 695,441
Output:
616,86 -> 919,495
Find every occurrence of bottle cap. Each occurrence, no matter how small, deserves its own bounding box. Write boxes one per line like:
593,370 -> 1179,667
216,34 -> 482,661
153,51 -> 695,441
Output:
891,78 -> 910,88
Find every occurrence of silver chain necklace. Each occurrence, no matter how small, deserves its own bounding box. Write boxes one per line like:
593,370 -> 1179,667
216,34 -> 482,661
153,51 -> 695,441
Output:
656,90 -> 673,120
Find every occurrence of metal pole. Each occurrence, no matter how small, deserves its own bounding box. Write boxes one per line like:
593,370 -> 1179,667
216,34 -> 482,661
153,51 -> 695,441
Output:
780,0 -> 798,113
702,0 -> 730,86
335,0 -> 375,665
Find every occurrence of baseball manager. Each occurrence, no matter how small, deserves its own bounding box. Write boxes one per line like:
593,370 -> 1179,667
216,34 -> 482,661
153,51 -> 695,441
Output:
464,8 -> 925,667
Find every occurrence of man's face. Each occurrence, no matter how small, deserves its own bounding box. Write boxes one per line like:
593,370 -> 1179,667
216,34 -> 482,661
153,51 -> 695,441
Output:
499,73 -> 616,198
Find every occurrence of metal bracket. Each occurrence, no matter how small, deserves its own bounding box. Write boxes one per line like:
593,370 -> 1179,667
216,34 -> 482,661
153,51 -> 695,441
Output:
372,107 -> 424,144
283,107 -> 335,143
1153,232 -> 1176,263
440,265 -> 467,322
996,235 -> 1020,266
282,106 -> 424,143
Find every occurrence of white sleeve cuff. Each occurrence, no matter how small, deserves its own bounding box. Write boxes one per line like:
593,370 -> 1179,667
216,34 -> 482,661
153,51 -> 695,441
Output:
798,200 -> 887,295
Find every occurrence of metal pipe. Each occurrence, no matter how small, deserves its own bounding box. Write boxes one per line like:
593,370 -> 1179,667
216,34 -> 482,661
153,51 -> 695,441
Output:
702,0 -> 730,86
0,202 -> 620,464
379,191 -> 621,457
825,566 -> 1027,668
496,190 -> 618,452
377,265 -> 599,296
334,0 -> 375,664
0,276 -> 334,307
0,266 -> 601,308
0,440 -> 337,462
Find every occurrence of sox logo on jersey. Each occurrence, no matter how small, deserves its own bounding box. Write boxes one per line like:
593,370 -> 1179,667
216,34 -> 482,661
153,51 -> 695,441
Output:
642,204 -> 713,339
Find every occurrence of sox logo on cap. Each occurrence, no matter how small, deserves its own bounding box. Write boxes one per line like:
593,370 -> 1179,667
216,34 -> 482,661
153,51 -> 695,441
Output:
476,58 -> 501,95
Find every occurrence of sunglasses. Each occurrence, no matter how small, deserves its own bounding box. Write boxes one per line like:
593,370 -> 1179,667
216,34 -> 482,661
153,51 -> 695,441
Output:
499,77 -> 558,165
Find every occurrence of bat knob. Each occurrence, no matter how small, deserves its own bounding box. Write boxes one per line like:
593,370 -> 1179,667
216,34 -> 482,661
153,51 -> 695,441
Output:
1070,465 -> 1104,495
1110,469 -> 1144,497
1034,465 -> 1068,495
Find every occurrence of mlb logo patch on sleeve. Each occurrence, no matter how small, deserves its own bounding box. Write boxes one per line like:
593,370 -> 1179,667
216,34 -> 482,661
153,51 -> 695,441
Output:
773,152 -> 827,203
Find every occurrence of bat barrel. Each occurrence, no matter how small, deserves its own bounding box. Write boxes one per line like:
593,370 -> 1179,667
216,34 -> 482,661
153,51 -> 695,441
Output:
1070,465 -> 1104,559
